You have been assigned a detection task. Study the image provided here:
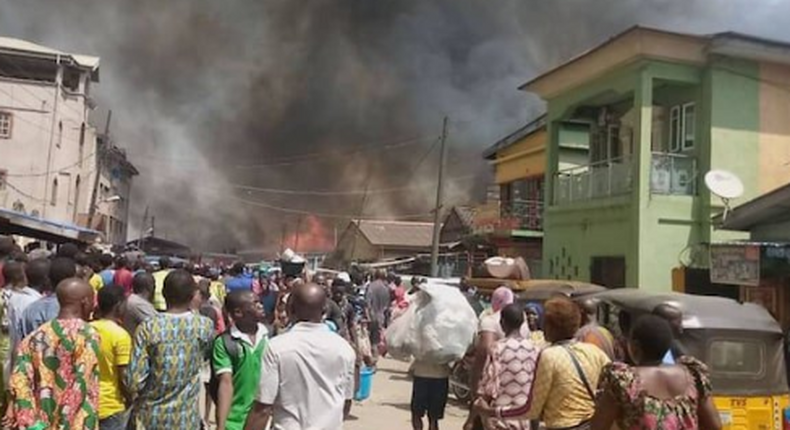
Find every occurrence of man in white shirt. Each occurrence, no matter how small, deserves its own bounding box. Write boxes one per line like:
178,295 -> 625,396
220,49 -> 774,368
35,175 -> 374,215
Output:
244,283 -> 356,430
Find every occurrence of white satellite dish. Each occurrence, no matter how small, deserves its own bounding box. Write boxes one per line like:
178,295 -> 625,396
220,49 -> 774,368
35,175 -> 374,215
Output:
705,170 -> 744,221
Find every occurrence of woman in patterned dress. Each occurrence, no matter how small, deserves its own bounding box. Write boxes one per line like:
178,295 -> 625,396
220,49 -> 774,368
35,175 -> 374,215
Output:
466,304 -> 539,430
590,314 -> 722,430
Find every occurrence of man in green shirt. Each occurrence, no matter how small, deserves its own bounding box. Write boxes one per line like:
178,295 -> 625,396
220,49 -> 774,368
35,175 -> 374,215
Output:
213,290 -> 268,430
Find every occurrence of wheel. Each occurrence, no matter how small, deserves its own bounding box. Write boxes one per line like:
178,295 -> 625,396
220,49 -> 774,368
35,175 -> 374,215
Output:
450,363 -> 471,403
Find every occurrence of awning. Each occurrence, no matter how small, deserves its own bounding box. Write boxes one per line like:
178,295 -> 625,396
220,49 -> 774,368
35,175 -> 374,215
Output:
0,207 -> 100,244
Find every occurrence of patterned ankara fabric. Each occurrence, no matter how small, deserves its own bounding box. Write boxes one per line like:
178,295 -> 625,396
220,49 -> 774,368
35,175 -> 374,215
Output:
479,335 -> 539,430
126,312 -> 214,429
599,357 -> 712,430
499,341 -> 610,429
7,318 -> 100,430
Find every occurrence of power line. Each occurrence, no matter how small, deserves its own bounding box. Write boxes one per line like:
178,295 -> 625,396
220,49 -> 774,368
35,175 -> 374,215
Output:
230,174 -> 476,196
229,194 -> 432,220
4,151 -> 96,178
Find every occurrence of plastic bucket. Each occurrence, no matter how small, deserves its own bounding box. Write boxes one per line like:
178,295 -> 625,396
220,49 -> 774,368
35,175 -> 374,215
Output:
355,367 -> 374,401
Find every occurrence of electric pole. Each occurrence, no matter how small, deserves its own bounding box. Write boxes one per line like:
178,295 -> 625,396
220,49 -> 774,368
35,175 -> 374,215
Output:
430,116 -> 449,277
87,110 -> 112,230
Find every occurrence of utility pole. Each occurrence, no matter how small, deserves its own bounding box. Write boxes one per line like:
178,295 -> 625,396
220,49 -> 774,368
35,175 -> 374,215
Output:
138,205 -> 149,252
87,110 -> 112,230
430,116 -> 449,277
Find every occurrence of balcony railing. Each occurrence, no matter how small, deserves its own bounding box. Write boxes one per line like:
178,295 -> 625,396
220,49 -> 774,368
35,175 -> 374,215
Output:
501,199 -> 543,231
650,152 -> 697,196
554,156 -> 633,204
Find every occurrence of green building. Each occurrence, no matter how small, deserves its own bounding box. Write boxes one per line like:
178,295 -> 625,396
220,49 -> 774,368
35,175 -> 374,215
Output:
528,26 -> 790,291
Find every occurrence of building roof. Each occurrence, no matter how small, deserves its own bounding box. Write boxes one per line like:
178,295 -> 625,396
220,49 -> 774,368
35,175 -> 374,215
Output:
449,205 -> 475,229
483,114 -> 547,160
717,182 -> 790,231
0,36 -> 100,80
354,219 -> 435,248
519,26 -> 790,97
0,207 -> 99,243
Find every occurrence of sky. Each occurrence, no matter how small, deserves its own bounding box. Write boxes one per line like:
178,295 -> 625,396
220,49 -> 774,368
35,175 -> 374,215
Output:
2,0 -> 790,251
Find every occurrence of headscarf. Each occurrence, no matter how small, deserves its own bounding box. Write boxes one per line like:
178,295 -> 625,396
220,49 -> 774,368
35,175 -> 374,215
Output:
491,286 -> 514,312
525,302 -> 544,329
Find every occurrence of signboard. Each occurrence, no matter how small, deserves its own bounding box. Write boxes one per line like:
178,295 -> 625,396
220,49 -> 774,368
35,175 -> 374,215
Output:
710,244 -> 760,286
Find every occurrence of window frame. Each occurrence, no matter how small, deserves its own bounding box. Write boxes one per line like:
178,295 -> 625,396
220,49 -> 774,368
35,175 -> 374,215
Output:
681,102 -> 696,151
0,111 -> 12,139
669,105 -> 681,153
0,169 -> 7,191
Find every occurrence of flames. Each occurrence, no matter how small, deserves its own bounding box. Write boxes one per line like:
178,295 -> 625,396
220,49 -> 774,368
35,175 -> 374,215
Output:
282,215 -> 335,253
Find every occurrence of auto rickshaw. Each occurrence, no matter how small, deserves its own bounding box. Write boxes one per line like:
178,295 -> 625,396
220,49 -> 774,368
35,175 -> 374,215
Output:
587,289 -> 790,430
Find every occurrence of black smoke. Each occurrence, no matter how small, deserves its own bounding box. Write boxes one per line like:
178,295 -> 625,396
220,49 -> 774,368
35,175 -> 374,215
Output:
2,0 -> 790,250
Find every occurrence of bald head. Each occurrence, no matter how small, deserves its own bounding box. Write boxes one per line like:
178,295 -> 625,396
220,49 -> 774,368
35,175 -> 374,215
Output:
55,278 -> 94,320
291,282 -> 327,323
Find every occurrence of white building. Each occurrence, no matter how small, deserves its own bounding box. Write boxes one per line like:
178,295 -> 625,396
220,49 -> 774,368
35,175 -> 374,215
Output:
0,37 -> 137,245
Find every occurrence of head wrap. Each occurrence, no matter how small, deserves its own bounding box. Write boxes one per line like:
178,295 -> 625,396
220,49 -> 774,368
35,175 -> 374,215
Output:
491,286 -> 514,312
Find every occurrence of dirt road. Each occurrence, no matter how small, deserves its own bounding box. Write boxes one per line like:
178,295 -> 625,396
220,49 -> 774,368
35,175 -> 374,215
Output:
345,357 -> 468,430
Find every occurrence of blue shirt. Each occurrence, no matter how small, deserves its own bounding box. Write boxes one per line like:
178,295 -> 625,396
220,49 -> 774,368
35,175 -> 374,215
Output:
21,295 -> 60,338
225,275 -> 253,293
662,349 -> 675,365
100,269 -> 115,286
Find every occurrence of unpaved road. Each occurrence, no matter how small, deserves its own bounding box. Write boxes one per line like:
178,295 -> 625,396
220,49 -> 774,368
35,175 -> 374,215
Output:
345,357 -> 468,430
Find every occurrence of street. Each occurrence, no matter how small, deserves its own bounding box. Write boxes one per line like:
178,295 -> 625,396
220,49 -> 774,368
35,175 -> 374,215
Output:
346,358 -> 468,430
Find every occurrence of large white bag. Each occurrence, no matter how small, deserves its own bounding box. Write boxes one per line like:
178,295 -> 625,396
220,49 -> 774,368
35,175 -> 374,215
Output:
385,281 -> 478,363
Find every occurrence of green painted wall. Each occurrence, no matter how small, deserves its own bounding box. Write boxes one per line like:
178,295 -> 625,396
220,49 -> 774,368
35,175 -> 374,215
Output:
541,58 -> 759,291
543,201 -> 634,283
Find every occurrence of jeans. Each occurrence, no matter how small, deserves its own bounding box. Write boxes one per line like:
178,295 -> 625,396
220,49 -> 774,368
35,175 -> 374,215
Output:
100,411 -> 130,430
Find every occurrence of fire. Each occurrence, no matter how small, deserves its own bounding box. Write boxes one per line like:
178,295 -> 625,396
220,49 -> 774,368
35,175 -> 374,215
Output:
282,215 -> 334,253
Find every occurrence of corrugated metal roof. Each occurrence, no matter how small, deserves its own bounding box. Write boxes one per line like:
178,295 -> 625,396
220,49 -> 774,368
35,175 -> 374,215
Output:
717,182 -> 790,231
0,37 -> 100,71
355,219 -> 434,248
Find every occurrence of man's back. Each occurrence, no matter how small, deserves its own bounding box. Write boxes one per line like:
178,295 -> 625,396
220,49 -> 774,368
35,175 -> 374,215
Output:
122,293 -> 157,335
20,294 -> 59,339
258,322 -> 356,430
8,318 -> 100,430
127,312 -> 213,428
90,319 -> 132,421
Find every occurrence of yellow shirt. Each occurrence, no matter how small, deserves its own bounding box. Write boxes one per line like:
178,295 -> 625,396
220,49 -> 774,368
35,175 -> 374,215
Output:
499,341 -> 610,428
90,319 -> 132,419
152,270 -> 171,311
209,281 -> 226,305
89,274 -> 104,291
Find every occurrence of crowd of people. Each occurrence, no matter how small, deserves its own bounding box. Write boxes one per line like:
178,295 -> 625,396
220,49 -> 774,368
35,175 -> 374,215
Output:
0,237 -> 397,430
0,233 -> 726,430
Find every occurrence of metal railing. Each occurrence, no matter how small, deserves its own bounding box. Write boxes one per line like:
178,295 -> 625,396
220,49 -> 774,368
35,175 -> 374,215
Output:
554,156 -> 633,204
500,199 -> 544,231
650,152 -> 697,195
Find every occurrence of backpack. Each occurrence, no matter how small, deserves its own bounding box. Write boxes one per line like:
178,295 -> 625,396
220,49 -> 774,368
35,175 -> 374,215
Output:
207,332 -> 242,403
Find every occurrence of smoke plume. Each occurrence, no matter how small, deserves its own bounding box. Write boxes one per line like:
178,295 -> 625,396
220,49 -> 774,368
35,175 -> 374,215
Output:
2,0 -> 790,251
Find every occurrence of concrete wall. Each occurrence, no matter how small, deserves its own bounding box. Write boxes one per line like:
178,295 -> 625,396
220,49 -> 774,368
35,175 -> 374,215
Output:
758,62 -> 790,193
0,67 -> 98,226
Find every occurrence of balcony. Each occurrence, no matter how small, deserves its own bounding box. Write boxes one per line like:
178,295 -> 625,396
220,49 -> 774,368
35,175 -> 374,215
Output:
554,153 -> 697,205
650,152 -> 696,195
554,156 -> 633,204
501,199 -> 543,231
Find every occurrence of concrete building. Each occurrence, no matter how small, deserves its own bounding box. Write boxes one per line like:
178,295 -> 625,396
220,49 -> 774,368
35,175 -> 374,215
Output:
0,37 -> 136,245
529,26 -> 790,291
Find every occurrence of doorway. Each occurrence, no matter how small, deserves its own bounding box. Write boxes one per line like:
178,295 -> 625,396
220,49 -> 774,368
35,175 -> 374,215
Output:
591,256 -> 626,288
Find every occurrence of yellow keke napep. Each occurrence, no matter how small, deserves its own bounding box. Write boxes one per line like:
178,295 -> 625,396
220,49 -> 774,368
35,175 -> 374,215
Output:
586,289 -> 789,430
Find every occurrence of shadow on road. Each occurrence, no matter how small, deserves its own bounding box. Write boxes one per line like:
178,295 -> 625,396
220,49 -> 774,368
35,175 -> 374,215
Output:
380,401 -> 412,412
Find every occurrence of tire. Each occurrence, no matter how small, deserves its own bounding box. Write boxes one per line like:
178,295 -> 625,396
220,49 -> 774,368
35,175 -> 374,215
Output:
449,363 -> 471,403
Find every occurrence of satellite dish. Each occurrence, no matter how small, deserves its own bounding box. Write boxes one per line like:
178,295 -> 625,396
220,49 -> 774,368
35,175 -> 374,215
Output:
705,170 -> 744,221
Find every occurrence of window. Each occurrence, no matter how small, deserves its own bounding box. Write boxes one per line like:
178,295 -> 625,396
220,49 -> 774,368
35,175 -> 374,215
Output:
51,178 -> 58,206
669,102 -> 695,152
0,112 -> 11,139
0,169 -> 6,190
73,175 -> 81,222
682,103 -> 695,150
57,121 -> 63,148
591,125 -> 623,164
708,339 -> 764,376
